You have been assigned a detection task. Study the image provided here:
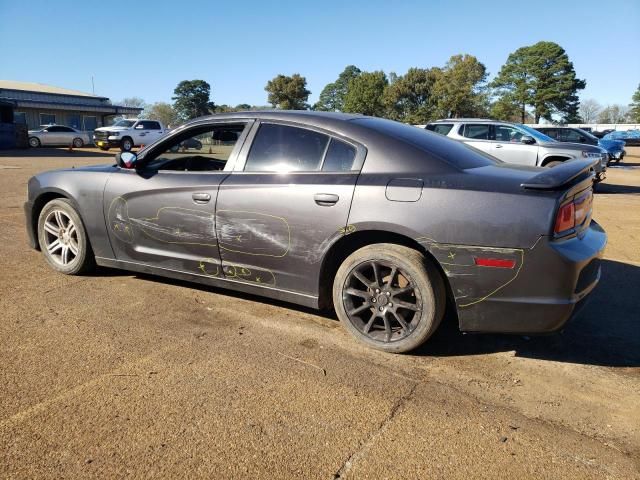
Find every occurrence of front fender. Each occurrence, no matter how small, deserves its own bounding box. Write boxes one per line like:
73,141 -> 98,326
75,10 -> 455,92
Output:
27,168 -> 115,259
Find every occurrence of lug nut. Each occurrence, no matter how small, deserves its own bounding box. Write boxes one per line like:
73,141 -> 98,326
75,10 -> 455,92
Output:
379,306 -> 384,311
386,291 -> 390,296
389,303 -> 393,307
375,289 -> 380,294
372,298 -> 376,303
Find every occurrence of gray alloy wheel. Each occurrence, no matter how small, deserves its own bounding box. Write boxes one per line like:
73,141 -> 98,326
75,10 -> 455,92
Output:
333,243 -> 445,353
120,137 -> 133,152
72,137 -> 84,148
37,198 -> 94,275
29,137 -> 41,148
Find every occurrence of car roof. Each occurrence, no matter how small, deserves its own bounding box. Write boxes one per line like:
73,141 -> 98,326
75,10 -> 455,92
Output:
429,118 -> 498,123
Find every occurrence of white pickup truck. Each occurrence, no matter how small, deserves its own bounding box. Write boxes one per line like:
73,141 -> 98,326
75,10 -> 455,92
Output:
93,119 -> 166,151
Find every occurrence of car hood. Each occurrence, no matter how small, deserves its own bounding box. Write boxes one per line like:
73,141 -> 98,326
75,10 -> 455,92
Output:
599,139 -> 625,149
540,141 -> 601,152
95,126 -> 129,132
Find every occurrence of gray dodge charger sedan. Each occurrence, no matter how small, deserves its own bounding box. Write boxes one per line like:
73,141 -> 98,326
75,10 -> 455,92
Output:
24,111 -> 607,353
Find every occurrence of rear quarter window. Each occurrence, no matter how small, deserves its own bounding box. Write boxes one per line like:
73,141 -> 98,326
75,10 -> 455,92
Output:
354,117 -> 498,170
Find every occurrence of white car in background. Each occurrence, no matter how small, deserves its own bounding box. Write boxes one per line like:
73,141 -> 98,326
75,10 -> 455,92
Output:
28,125 -> 91,148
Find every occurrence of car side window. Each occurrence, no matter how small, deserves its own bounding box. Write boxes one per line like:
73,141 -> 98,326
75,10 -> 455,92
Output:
244,124 -> 330,172
426,123 -> 453,135
494,125 -> 523,142
142,121 -> 161,130
322,138 -> 357,172
462,124 -> 490,140
143,124 -> 246,172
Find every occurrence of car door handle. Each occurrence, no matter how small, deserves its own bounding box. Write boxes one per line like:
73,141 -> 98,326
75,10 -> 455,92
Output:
314,193 -> 339,206
495,144 -> 503,148
192,192 -> 211,204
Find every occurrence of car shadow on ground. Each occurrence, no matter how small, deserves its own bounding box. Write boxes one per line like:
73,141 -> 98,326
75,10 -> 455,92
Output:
417,259 -> 639,368
596,182 -> 640,194
98,258 -> 639,368
0,148 -> 119,158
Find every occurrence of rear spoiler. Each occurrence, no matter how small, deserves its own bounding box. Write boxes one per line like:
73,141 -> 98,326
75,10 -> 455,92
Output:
521,159 -> 596,190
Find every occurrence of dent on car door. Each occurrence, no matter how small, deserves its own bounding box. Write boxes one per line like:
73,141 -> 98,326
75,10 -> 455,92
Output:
214,122 -> 364,296
103,121 -> 253,276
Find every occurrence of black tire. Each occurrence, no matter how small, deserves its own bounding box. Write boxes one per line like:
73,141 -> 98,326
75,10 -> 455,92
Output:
72,137 -> 84,148
333,243 -> 445,353
37,198 -> 95,275
99,146 -> 110,151
120,137 -> 133,152
29,137 -> 41,148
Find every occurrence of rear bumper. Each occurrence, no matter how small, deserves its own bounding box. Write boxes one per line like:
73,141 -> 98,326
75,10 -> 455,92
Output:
455,220 -> 607,334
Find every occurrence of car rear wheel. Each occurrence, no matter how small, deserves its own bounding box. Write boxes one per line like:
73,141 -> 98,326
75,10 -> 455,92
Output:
37,198 -> 95,275
120,137 -> 133,152
29,137 -> 41,148
333,244 -> 445,353
72,137 -> 84,148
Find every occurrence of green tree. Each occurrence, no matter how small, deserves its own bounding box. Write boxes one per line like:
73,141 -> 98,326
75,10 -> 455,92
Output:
265,74 -> 310,110
314,65 -> 361,111
235,103 -> 252,110
629,84 -> 640,123
490,97 -> 524,122
491,41 -> 586,123
342,71 -> 388,117
433,54 -> 488,118
144,102 -> 179,128
383,67 -> 441,123
172,80 -> 215,121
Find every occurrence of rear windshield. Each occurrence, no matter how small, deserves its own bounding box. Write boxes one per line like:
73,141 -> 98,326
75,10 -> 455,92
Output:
353,117 -> 498,169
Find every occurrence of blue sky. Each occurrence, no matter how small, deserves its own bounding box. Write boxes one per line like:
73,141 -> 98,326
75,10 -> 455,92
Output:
1,0 -> 638,108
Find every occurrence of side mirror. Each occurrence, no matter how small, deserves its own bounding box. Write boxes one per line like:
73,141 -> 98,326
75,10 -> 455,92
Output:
116,151 -> 138,169
521,135 -> 536,145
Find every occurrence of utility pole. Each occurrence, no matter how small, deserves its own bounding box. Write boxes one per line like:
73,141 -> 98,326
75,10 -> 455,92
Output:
91,76 -> 95,95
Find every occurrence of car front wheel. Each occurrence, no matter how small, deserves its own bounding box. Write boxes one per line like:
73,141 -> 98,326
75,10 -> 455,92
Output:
120,137 -> 133,152
29,137 -> 41,148
37,198 -> 95,275
333,243 -> 445,353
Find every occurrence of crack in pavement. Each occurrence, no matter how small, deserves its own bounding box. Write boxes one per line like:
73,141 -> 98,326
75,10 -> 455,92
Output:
332,382 -> 419,479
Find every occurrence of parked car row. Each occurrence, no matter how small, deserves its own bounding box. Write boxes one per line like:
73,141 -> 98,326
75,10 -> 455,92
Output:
532,126 -> 626,163
25,111 -> 606,353
27,119 -> 166,151
424,119 -> 608,181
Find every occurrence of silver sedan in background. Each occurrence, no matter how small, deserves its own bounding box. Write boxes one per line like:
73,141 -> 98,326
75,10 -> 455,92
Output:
28,125 -> 91,148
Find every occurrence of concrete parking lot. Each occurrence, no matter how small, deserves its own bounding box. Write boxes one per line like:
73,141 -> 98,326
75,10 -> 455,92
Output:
1,147 -> 639,479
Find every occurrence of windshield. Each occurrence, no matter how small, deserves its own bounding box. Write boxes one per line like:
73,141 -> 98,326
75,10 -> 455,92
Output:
112,120 -> 136,127
517,124 -> 555,142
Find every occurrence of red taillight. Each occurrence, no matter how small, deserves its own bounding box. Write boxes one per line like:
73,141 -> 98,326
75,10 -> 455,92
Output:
474,257 -> 516,269
554,190 -> 592,235
554,202 -> 575,234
